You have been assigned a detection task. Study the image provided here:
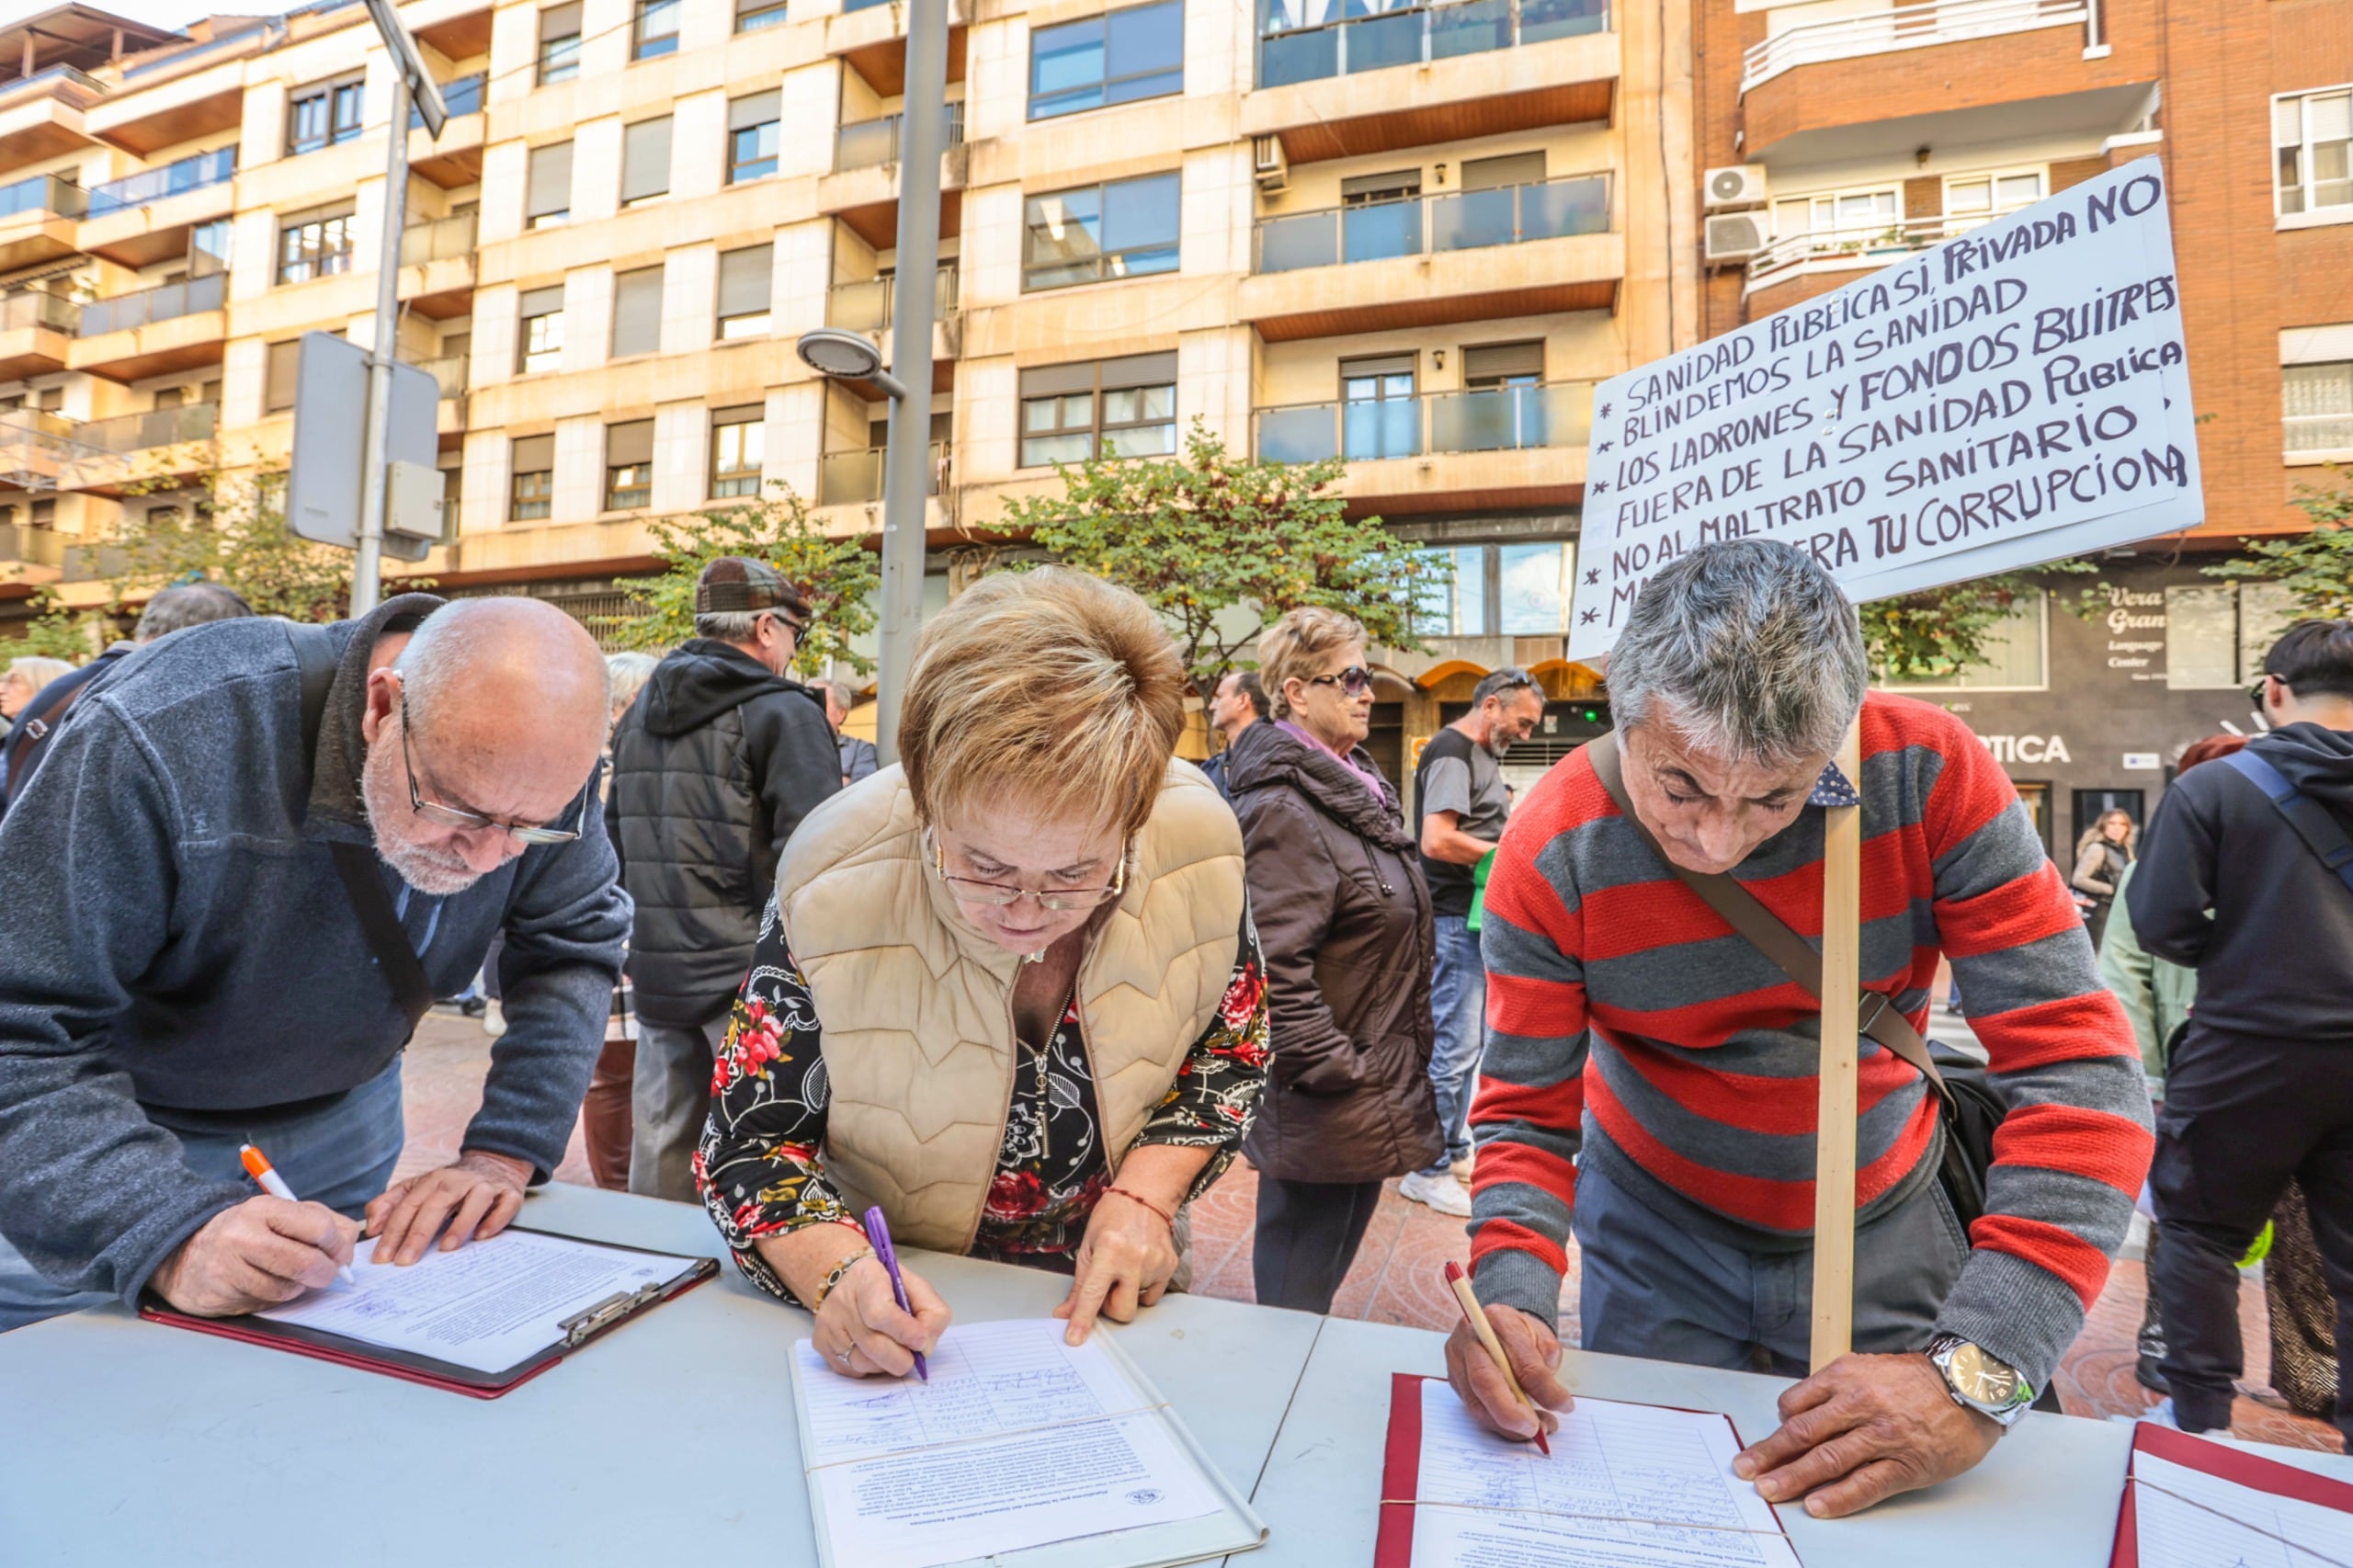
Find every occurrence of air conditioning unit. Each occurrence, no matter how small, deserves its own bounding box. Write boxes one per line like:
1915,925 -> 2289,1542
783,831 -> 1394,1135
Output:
1704,165 -> 1768,210
1703,211 -> 1769,266
1252,134 -> 1289,194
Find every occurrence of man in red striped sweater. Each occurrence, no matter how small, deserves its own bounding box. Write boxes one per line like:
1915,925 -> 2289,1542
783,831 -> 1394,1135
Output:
1447,540 -> 2154,1518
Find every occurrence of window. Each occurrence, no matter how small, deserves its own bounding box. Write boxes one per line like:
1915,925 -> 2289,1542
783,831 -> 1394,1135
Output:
606,420 -> 654,509
265,339 -> 301,412
518,284 -> 566,373
2168,583 -> 2302,690
710,405 -> 764,498
1023,173 -> 1181,290
728,91 -> 780,185
1462,151 -> 1545,191
277,203 -> 355,284
2275,87 -> 2352,218
1463,340 -> 1542,391
1029,0 -> 1184,120
1018,353 -> 1177,467
511,435 -> 555,521
527,142 -> 574,229
287,75 -> 363,155
621,116 -> 672,206
1412,544 -> 1490,637
1883,591 -> 2049,691
716,244 -> 774,339
612,265 -> 665,358
1945,170 -> 2044,227
1340,353 -> 1418,461
737,0 -> 788,28
190,218 -> 233,278
1773,186 -> 1900,239
2285,360 -> 2353,453
632,0 -> 681,59
539,4 -> 583,85
1498,540 -> 1572,635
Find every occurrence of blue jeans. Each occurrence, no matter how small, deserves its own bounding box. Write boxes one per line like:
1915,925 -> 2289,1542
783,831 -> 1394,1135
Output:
1421,914 -> 1487,1175
0,1058 -> 406,1332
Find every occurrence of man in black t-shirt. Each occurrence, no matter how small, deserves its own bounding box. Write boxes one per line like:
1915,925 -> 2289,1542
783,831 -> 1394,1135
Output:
1402,668 -> 1545,1216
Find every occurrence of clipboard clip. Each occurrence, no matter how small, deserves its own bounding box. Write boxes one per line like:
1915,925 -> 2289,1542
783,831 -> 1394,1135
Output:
557,1281 -> 668,1347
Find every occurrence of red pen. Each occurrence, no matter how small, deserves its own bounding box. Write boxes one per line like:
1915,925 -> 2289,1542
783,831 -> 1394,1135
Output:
1444,1259 -> 1551,1455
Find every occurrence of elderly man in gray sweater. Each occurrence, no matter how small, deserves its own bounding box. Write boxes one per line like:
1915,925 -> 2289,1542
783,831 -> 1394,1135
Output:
0,594 -> 630,1330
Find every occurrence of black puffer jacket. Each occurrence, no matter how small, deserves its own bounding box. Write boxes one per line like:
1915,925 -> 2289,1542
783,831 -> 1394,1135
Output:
606,639 -> 840,1027
1227,719 -> 1441,1184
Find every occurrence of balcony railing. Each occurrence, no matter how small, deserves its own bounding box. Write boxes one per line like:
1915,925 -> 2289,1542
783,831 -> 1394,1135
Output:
1256,381 -> 1595,464
1744,214 -> 1995,287
1257,0 -> 1608,88
1741,0 -> 2089,91
0,524 -> 65,568
1256,174 -> 1610,273
68,403 -> 218,454
0,173 -> 86,222
0,291 -> 78,334
834,103 -> 968,173
401,210 -> 479,266
77,271 -> 226,337
819,442 -> 949,506
0,63 -> 105,108
411,72 -> 485,126
825,266 -> 961,333
85,147 -> 237,217
418,354 -> 470,399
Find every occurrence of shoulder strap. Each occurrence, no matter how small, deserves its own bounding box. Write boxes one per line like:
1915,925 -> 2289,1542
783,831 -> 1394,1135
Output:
286,621 -> 340,760
1586,732 -> 1951,1100
2223,748 -> 2353,896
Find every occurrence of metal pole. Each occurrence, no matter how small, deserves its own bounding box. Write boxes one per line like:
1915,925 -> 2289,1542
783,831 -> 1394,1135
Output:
872,0 -> 950,766
353,68 -> 412,616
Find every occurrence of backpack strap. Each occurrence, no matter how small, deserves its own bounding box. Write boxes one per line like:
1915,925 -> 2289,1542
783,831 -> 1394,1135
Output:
2222,747 -> 2353,897
1585,732 -> 1952,1103
286,620 -> 340,760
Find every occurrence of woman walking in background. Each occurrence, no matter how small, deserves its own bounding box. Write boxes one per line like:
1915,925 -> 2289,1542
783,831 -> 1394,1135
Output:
2074,807 -> 2137,948
1227,607 -> 1440,1313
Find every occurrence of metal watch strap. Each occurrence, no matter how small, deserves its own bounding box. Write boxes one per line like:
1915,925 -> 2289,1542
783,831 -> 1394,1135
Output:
1927,1333 -> 2032,1428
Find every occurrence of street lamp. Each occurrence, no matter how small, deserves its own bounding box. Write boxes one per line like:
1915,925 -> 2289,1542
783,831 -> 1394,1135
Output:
795,328 -> 904,398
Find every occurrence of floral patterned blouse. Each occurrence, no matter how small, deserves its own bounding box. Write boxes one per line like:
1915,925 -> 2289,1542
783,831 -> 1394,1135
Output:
696,896 -> 1268,1305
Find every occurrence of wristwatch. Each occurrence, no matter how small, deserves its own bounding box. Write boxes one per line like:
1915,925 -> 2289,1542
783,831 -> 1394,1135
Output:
1927,1333 -> 2034,1429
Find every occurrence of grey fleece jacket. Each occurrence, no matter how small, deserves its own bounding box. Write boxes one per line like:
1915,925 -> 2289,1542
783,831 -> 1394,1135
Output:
0,597 -> 631,1306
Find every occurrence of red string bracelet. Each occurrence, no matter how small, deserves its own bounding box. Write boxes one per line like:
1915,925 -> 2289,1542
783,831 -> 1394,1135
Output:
1104,1186 -> 1176,1229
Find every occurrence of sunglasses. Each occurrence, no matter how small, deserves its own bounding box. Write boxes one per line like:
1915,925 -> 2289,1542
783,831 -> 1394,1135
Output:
1305,665 -> 1374,697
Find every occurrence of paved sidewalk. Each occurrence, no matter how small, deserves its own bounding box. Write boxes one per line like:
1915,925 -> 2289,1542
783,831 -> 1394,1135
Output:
400,1009 -> 2340,1451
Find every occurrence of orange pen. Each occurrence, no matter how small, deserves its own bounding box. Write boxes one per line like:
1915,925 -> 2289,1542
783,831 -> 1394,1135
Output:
240,1143 -> 358,1287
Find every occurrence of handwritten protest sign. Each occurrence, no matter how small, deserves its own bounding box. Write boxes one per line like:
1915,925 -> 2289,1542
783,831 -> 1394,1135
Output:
1567,156 -> 2200,661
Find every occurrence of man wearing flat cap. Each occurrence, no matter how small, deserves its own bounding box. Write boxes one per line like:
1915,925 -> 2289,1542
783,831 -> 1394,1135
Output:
607,558 -> 842,1199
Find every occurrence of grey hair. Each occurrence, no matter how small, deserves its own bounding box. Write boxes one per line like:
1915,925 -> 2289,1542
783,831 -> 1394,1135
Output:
135,581 -> 253,642
695,609 -> 767,642
1608,540 -> 1866,767
606,651 -> 659,711
811,678 -> 858,711
1471,666 -> 1540,710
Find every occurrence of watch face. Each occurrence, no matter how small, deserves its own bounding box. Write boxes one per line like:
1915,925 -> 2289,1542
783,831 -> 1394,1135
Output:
1947,1342 -> 2021,1406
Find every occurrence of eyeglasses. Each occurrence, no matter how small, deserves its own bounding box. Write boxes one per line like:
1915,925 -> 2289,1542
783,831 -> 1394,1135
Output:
2247,673 -> 2275,710
1305,665 -> 1374,697
927,829 -> 1128,912
399,694 -> 584,846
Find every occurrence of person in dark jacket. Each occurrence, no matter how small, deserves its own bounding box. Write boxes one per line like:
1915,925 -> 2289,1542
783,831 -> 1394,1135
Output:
606,558 -> 841,1200
814,679 -> 880,786
1228,607 -> 1440,1313
0,596 -> 628,1330
1198,669 -> 1266,803
2129,618 -> 2353,1448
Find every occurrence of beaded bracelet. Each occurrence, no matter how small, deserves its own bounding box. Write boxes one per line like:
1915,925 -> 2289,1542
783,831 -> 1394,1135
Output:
1104,1186 -> 1176,1229
813,1244 -> 875,1308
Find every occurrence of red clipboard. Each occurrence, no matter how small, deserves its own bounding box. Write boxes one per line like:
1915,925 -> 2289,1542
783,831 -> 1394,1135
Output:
2113,1421 -> 2353,1566
137,1228 -> 719,1400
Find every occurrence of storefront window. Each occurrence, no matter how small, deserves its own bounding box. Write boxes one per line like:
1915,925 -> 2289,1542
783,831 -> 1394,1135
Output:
1884,590 -> 2048,691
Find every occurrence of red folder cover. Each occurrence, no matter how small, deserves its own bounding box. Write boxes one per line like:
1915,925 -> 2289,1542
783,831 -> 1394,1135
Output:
137,1231 -> 718,1400
2112,1421 -> 2353,1566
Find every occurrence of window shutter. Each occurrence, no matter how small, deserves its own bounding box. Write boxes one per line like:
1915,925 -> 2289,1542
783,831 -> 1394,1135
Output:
717,245 -> 774,318
1461,152 -> 1545,191
528,142 -> 574,219
730,89 -> 780,131
607,419 -> 655,466
512,434 -> 556,472
1020,361 -> 1099,399
265,339 -> 301,412
712,403 -> 763,426
611,266 -> 664,357
621,117 -> 673,202
1100,350 -> 1178,389
1341,352 -> 1416,381
1462,341 -> 1544,381
540,3 -> 582,39
1343,169 -> 1421,200
520,284 -> 565,320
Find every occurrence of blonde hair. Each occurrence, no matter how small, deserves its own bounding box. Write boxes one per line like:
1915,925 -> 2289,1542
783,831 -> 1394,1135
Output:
2076,809 -> 2137,858
900,568 -> 1186,839
1257,607 -> 1367,721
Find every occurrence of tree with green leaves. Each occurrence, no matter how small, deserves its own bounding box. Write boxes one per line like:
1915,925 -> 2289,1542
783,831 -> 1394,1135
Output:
1859,561 -> 2097,683
2200,467 -> 2353,619
9,588 -> 101,663
608,483 -> 880,677
996,420 -> 1446,705
111,470 -> 355,623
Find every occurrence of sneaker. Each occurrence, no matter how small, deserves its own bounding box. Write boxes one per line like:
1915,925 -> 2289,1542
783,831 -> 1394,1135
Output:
481,999 -> 505,1037
2136,1398 -> 2184,1431
1449,1155 -> 1476,1185
1400,1170 -> 1473,1217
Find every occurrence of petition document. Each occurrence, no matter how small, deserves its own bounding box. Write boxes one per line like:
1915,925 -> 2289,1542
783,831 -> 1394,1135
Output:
254,1231 -> 690,1374
1410,1381 -> 1801,1568
2133,1451 -> 2353,1568
793,1318 -> 1223,1568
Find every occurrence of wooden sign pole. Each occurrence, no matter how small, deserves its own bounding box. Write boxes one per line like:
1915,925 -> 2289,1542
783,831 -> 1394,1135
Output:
1809,721 -> 1866,1374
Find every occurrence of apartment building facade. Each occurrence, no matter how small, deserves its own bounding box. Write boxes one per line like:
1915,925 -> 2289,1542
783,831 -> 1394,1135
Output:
1693,0 -> 2353,849
0,0 -> 1697,784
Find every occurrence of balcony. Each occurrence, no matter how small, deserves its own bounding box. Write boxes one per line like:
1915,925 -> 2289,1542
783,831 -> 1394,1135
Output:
1744,0 -> 2086,92
418,353 -> 469,436
822,109 -> 969,249
52,403 -> 219,494
71,272 -> 226,381
818,442 -> 949,507
0,65 -> 104,169
412,74 -> 487,188
826,0 -> 969,100
834,103 -> 967,174
0,291 -> 75,381
399,211 -> 479,317
78,146 -> 237,267
84,146 -> 235,217
825,265 -> 961,332
1254,382 -> 1594,510
1243,175 -> 1620,338
0,407 -> 86,491
0,524 -> 65,571
1258,0 -> 1606,87
0,173 -> 86,270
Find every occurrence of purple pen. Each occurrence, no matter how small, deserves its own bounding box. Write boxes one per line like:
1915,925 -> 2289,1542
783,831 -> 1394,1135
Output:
862,1205 -> 927,1381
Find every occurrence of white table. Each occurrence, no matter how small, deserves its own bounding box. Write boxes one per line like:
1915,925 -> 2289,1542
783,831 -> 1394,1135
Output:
0,1184 -> 1324,1568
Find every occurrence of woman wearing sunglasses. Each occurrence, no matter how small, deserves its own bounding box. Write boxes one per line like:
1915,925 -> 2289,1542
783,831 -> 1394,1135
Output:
1223,607 -> 1441,1312
695,569 -> 1267,1377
